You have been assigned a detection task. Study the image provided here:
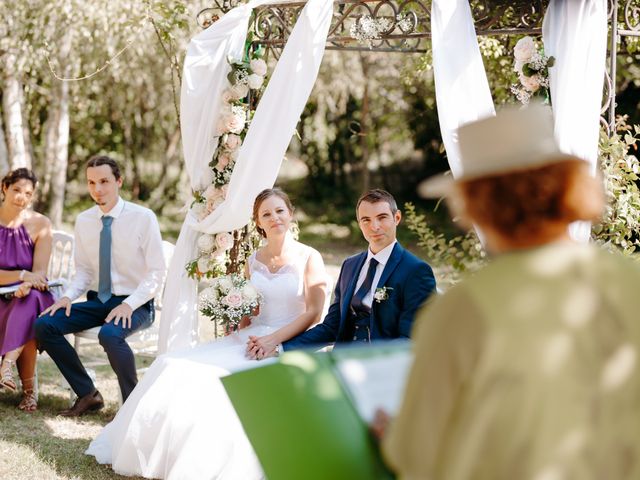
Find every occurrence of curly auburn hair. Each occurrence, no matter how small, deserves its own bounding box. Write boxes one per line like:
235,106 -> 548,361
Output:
458,159 -> 603,244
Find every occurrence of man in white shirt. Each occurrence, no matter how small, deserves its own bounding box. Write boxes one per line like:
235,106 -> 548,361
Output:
36,156 -> 166,416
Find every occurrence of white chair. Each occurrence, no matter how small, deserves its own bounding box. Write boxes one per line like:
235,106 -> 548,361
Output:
48,230 -> 75,299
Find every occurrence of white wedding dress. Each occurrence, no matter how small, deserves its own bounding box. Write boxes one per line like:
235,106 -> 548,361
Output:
86,245 -> 312,479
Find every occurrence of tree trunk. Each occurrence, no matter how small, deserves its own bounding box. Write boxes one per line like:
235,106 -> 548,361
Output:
47,80 -> 70,228
0,112 -> 10,177
2,52 -> 32,170
359,53 -> 370,193
46,33 -> 71,229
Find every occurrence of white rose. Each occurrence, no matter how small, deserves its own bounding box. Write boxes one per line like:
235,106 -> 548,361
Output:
218,276 -> 233,293
242,282 -> 259,301
220,112 -> 245,135
199,286 -> 218,303
229,83 -> 249,100
519,73 -> 541,92
197,234 -> 216,253
222,289 -> 244,308
191,202 -> 207,220
513,36 -> 536,62
197,257 -> 211,274
247,74 -> 264,90
514,59 -> 525,75
249,58 -> 267,76
216,232 -> 234,251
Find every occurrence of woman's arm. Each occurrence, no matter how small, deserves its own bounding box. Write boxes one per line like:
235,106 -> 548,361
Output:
248,249 -> 327,357
30,215 -> 53,275
0,215 -> 52,287
238,261 -> 253,330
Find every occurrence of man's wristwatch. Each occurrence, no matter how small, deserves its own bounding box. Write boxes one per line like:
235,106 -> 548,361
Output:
274,344 -> 280,357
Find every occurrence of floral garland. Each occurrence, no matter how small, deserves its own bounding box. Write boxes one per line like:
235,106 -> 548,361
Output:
510,36 -> 555,105
349,14 -> 412,47
186,44 -> 268,280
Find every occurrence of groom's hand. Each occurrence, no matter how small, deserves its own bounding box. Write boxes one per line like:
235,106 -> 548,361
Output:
40,297 -> 72,317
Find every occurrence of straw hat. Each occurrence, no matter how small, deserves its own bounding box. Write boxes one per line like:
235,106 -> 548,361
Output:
418,104 -> 587,198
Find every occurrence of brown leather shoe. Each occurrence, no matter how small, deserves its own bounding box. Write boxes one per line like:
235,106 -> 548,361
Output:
58,390 -> 104,417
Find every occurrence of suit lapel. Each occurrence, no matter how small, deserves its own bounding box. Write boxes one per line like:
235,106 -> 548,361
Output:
375,242 -> 404,290
341,251 -> 367,319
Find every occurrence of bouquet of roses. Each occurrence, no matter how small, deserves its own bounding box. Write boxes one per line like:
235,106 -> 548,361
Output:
510,36 -> 555,105
198,274 -> 261,332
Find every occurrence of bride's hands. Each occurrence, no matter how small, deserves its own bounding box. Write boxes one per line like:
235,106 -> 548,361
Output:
245,334 -> 278,360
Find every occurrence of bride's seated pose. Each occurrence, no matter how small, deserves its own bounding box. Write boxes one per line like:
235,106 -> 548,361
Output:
86,188 -> 328,479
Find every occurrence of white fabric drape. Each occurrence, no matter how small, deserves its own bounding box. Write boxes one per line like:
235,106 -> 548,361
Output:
430,0 -> 495,178
158,0 -> 334,353
543,0 -> 608,242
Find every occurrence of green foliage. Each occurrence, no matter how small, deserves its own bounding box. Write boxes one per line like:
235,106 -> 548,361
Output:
593,117 -> 640,253
406,118 -> 640,284
404,202 -> 485,286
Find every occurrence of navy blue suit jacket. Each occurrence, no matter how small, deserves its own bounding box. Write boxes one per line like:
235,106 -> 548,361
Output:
283,242 -> 436,351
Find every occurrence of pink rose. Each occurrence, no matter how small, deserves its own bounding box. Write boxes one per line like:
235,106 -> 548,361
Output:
519,73 -> 541,92
206,195 -> 225,213
216,232 -> 234,251
229,83 -> 249,100
221,113 -> 245,135
216,153 -> 231,171
225,134 -> 242,151
221,89 -> 233,104
222,289 -> 243,308
249,58 -> 267,76
513,36 -> 536,62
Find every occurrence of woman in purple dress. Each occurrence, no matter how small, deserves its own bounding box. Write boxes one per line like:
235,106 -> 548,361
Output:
0,168 -> 54,412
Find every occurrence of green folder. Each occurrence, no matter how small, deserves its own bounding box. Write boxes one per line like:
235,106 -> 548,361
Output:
222,348 -> 396,480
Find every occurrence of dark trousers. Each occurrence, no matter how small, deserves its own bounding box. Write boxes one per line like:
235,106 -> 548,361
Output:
35,291 -> 154,402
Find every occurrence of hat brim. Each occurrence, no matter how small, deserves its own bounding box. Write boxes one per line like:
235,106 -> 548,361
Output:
418,153 -> 588,199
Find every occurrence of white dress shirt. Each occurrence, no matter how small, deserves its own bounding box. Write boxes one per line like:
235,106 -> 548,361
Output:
63,197 -> 166,310
353,240 -> 397,309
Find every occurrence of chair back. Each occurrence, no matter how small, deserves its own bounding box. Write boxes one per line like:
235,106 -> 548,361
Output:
48,230 -> 74,298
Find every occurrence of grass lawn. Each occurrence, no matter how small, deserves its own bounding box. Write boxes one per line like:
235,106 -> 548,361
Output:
0,345 -> 152,480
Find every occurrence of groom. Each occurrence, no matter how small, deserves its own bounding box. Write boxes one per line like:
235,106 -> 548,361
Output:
249,189 -> 436,356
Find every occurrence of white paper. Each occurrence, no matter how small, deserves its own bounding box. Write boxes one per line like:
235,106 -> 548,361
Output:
334,349 -> 414,423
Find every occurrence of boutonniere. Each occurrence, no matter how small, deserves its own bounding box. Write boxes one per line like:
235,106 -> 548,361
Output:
373,286 -> 393,303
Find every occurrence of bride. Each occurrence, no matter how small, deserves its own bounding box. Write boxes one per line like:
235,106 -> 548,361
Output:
86,188 -> 328,479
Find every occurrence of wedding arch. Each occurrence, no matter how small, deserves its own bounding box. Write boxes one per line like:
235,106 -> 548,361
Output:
158,0 -> 640,353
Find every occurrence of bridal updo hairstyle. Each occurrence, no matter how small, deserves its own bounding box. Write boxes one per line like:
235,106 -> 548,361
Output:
252,188 -> 295,238
457,158 -> 603,245
2,168 -> 38,190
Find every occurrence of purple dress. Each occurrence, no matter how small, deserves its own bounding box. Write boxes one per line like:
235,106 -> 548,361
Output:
0,224 -> 54,355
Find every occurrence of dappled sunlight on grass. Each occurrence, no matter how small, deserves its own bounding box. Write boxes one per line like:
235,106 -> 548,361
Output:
44,417 -> 104,441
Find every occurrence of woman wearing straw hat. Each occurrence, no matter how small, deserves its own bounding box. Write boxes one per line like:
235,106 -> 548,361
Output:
378,105 -> 640,480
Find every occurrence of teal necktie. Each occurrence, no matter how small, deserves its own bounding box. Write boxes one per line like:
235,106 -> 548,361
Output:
98,216 -> 113,303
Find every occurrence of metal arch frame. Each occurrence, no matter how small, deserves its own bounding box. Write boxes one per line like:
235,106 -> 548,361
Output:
197,0 -> 640,133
